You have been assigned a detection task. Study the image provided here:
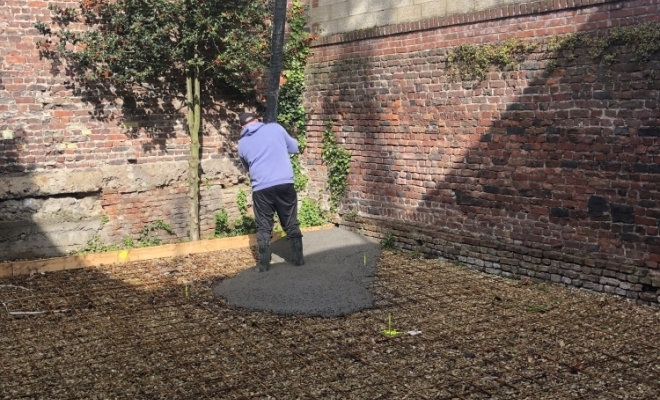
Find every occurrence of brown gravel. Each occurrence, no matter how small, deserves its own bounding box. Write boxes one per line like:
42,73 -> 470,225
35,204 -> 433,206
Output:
1,247 -> 659,399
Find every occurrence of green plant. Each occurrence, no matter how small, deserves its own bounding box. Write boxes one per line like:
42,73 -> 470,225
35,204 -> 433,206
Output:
34,0 -> 272,241
135,220 -> 174,247
236,188 -> 249,216
135,233 -> 161,248
231,214 -> 257,236
321,121 -> 352,213
277,1 -> 316,193
381,313 -> 402,338
123,237 -> 135,249
381,230 -> 396,249
547,22 -> 660,71
447,38 -> 536,81
232,188 -> 257,235
536,283 -> 549,292
73,220 -> 173,254
74,235 -> 121,255
345,208 -> 358,220
273,213 -> 283,234
548,33 -> 577,53
608,22 -> 660,62
101,214 -> 109,224
214,208 -> 230,237
292,159 -> 309,193
214,190 -> 256,237
298,198 -> 327,228
524,304 -> 550,313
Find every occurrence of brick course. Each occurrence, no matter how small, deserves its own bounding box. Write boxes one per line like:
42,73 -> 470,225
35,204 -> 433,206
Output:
304,0 -> 660,303
0,1 -> 252,257
1,1 -> 244,171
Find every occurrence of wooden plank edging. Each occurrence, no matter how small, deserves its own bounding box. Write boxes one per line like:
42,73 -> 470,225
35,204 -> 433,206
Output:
0,224 -> 335,278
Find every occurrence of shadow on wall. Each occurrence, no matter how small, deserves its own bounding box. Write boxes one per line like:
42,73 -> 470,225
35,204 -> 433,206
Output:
0,66 -> 57,261
310,2 -> 660,300
41,50 -> 250,169
0,1 -> 263,261
0,138 -> 104,261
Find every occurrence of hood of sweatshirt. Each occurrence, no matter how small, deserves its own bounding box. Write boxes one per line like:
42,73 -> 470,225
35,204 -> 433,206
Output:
241,122 -> 265,137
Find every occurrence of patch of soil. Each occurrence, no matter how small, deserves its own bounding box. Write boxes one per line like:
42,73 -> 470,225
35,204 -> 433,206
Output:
1,248 -> 659,399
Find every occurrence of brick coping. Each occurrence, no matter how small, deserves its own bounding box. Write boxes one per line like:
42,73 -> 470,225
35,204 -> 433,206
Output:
312,0 -> 623,47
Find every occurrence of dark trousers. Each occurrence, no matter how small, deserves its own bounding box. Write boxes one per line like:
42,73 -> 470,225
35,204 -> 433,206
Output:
252,183 -> 302,243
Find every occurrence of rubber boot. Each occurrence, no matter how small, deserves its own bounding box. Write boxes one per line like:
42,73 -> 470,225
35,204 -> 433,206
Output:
290,237 -> 305,266
256,241 -> 271,272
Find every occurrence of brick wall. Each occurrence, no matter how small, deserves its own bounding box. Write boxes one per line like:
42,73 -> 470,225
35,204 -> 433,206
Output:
0,1 -> 253,260
1,1 -> 253,172
304,0 -> 660,303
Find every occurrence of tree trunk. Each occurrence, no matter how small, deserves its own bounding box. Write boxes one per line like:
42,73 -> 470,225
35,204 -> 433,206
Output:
265,0 -> 288,123
186,69 -> 201,241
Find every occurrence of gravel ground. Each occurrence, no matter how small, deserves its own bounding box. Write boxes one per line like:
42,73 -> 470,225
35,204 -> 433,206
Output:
1,241 -> 659,399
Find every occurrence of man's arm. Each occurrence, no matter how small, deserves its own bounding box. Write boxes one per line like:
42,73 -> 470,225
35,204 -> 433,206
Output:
281,125 -> 299,154
237,142 -> 250,171
240,156 -> 249,171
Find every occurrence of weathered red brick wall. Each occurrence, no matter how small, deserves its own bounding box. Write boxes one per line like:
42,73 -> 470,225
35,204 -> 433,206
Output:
1,1 -> 242,171
0,1 -> 250,260
304,0 -> 660,303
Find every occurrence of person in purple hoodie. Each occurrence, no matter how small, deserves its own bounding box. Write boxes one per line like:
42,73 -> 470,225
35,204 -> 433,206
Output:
237,112 -> 304,272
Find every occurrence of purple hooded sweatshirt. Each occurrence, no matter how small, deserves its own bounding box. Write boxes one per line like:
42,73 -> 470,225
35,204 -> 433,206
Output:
238,122 -> 299,192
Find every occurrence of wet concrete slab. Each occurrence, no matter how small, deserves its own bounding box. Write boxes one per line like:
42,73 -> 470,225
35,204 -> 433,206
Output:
213,227 -> 380,317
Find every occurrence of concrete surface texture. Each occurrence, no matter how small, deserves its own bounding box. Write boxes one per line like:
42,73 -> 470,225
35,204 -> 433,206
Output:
309,0 -> 532,36
213,227 -> 381,317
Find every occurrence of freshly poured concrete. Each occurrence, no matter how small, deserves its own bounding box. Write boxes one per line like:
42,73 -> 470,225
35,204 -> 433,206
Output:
213,227 -> 380,317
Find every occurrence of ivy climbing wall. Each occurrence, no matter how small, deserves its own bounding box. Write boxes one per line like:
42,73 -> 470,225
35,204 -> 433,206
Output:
304,0 -> 660,303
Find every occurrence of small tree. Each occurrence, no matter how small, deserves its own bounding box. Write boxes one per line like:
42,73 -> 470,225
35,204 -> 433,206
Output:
34,0 -> 272,241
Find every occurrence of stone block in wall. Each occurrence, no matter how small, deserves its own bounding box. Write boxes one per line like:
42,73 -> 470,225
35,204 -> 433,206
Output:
101,158 -> 242,228
102,161 -> 189,193
474,0 -> 500,11
0,170 -> 102,200
330,3 -> 350,19
347,0 -> 368,16
0,220 -> 102,261
396,5 -> 422,22
201,157 -> 244,181
421,2 -> 449,17
314,5 -> 332,22
0,196 -> 102,224
319,0 -> 345,5
0,158 -> 244,261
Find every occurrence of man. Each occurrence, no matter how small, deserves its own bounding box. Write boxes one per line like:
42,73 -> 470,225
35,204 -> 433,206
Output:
237,112 -> 304,272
